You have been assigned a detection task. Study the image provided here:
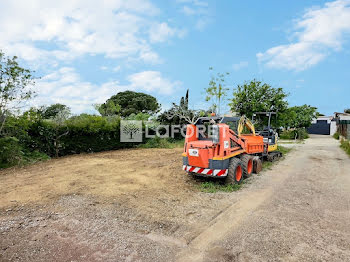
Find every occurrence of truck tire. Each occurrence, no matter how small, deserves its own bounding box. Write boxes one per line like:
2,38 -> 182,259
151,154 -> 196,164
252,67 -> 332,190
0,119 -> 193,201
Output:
253,156 -> 262,174
241,154 -> 253,178
226,157 -> 243,185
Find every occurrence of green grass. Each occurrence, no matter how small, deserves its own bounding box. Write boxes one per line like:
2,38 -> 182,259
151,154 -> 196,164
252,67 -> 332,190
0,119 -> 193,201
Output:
278,145 -> 292,155
0,150 -> 50,169
279,140 -> 304,144
333,132 -> 340,140
198,181 -> 242,193
340,139 -> 350,157
138,137 -> 184,149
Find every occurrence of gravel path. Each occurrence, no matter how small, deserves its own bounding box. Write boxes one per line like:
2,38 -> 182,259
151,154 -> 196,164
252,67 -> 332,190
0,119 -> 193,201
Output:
177,135 -> 350,261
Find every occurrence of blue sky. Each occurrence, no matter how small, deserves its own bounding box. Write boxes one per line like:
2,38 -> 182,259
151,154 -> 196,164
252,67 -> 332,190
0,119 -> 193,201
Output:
1,0 -> 350,115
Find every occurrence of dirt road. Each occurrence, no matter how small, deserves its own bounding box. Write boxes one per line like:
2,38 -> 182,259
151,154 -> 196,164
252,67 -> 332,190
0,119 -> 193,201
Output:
1,135 -> 350,261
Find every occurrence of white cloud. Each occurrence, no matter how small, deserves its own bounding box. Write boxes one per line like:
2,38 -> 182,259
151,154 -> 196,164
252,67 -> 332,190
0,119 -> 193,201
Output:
31,68 -> 181,113
30,67 -> 122,113
178,0 -> 210,30
183,6 -> 196,16
113,66 -> 121,72
232,61 -> 249,71
257,0 -> 350,71
149,22 -> 186,43
0,0 -> 172,66
126,71 -> 182,95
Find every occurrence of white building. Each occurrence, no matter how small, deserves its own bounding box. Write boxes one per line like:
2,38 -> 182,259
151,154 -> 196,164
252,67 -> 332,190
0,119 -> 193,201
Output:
308,116 -> 337,136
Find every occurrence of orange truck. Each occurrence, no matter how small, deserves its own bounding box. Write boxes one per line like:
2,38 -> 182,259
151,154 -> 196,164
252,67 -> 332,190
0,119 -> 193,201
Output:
182,116 -> 268,184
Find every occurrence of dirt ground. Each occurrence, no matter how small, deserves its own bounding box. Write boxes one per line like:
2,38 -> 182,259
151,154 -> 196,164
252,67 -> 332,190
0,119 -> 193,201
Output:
1,135 -> 350,261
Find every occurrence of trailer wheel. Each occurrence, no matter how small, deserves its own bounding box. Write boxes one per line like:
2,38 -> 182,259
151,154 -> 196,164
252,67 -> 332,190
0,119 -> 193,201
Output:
253,156 -> 262,174
241,155 -> 253,178
226,158 -> 243,185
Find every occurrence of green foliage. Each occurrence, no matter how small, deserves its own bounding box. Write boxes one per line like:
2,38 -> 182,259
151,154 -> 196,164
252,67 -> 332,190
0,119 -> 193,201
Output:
158,89 -> 192,126
344,109 -> 350,114
280,105 -> 318,129
95,100 -> 121,116
41,104 -> 71,119
340,139 -> 350,156
230,80 -> 288,119
100,91 -> 160,117
139,137 -> 184,149
205,68 -> 230,115
0,51 -> 35,134
198,181 -> 241,193
126,112 -> 151,121
333,132 -> 340,140
0,137 -> 22,168
278,145 -> 292,155
280,128 -> 309,140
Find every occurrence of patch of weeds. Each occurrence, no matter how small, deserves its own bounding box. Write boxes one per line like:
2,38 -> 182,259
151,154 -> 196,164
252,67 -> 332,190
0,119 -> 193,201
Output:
138,137 -> 184,149
262,145 -> 291,171
333,132 -> 340,140
22,151 -> 50,165
262,161 -> 273,170
278,145 -> 292,155
340,139 -> 350,157
198,181 -> 242,193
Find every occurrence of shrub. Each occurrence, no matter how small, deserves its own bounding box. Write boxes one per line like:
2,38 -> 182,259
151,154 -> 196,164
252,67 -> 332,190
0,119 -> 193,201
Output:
340,139 -> 350,156
333,132 -> 340,140
0,137 -> 23,168
139,137 -> 184,149
280,128 -> 309,140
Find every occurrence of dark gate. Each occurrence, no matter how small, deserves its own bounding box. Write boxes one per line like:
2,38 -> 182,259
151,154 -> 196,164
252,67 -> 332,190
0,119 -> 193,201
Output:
307,120 -> 330,135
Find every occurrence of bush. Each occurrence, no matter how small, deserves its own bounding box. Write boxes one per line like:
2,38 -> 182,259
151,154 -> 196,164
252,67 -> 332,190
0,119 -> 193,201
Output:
139,137 -> 184,149
340,139 -> 350,156
0,137 -> 23,168
280,128 -> 309,140
333,132 -> 340,140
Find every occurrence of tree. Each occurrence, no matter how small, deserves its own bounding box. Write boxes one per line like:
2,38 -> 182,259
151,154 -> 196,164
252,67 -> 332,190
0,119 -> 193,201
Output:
100,91 -> 160,117
205,68 -> 230,115
158,89 -> 190,125
50,109 -> 70,157
229,80 -> 288,118
0,51 -> 35,134
41,103 -> 71,119
344,108 -> 350,114
95,100 -> 121,116
280,105 -> 318,129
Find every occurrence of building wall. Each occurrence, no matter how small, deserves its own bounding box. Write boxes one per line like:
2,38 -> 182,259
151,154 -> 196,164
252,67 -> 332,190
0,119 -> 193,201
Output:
330,121 -> 337,136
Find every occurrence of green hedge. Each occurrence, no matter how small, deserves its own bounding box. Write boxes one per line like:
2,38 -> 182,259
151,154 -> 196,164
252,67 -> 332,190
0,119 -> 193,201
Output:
1,114 -> 141,168
280,128 -> 309,140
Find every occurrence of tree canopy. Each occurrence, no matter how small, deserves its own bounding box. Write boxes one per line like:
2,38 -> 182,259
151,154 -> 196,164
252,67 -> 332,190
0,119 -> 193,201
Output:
100,91 -> 160,117
0,51 -> 35,134
280,105 -> 318,129
205,68 -> 230,115
41,103 -> 71,119
229,80 -> 288,118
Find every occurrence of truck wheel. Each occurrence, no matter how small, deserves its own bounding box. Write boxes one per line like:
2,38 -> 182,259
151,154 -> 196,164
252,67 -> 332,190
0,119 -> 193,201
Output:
226,158 -> 243,185
241,154 -> 253,178
253,156 -> 262,174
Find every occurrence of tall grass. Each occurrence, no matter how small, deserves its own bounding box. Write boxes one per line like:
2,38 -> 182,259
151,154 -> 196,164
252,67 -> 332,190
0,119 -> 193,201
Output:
340,139 -> 350,156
